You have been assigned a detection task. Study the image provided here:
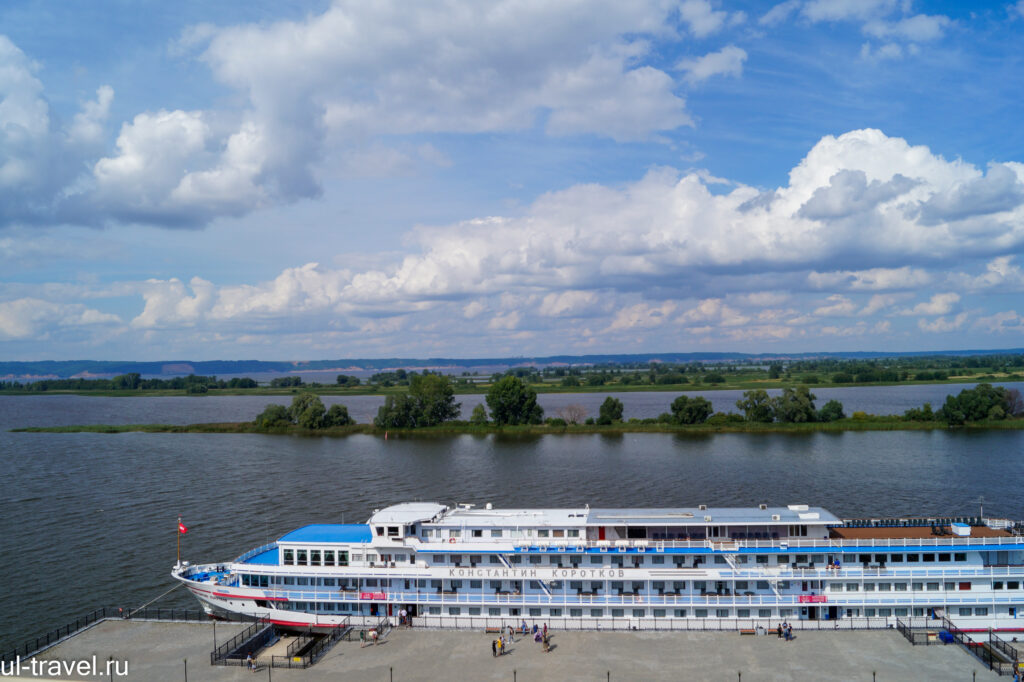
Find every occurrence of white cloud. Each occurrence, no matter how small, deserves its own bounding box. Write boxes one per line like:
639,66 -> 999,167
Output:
813,294 -> 858,317
807,266 -> 932,291
608,301 -> 676,331
859,42 -> 904,61
678,0 -> 730,37
918,312 -> 967,333
951,256 -> 1024,292
863,14 -> 952,42
67,86 -> 114,145
802,0 -> 898,23
974,310 -> 1024,334
120,130 -> 1024,334
1014,1 -> 1024,20
902,292 -> 960,316
677,45 -> 747,85
0,298 -> 120,339
859,293 -> 907,316
488,311 -> 521,331
760,1 -> 801,26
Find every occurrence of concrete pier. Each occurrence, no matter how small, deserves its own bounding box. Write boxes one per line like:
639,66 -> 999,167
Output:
20,619 -> 998,681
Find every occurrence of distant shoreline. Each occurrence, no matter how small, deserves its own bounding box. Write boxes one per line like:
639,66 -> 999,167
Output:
12,418 -> 1024,436
2,375 -> 1022,398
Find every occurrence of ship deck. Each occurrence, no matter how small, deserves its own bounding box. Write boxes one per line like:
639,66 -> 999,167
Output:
830,526 -> 1013,540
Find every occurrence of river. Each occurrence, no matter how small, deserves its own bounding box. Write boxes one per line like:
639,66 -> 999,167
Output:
0,383 -> 1022,652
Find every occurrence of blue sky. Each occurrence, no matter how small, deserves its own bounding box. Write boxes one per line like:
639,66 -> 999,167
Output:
2,0 -> 1023,360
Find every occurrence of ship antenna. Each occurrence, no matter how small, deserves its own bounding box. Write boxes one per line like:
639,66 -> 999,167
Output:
979,495 -> 985,520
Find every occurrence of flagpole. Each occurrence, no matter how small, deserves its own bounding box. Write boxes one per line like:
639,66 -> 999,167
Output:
177,515 -> 181,568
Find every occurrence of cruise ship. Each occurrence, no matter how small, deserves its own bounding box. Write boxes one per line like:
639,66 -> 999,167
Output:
172,502 -> 1024,632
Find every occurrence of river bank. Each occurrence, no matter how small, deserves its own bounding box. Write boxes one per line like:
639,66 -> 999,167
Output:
12,416 -> 1024,436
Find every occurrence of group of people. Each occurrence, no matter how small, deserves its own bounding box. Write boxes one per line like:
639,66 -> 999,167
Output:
398,608 -> 412,627
244,653 -> 257,672
776,622 -> 795,641
493,622 -> 552,656
359,628 -> 381,647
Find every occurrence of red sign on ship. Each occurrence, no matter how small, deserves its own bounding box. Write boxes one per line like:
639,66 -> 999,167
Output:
360,591 -> 386,600
798,595 -> 827,603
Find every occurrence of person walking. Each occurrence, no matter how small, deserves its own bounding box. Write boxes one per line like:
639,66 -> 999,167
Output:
508,625 -> 514,642
492,639 -> 497,657
497,636 -> 504,656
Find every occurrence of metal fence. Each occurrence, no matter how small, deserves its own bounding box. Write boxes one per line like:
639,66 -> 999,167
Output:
408,615 -> 908,632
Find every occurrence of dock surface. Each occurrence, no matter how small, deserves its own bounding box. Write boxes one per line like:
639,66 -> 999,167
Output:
24,620 -> 998,681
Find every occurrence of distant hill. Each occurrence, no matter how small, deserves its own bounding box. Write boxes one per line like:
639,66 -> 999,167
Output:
1,349 -> 1022,380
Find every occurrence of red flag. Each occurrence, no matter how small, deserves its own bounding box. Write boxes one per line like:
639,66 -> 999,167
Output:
178,521 -> 188,534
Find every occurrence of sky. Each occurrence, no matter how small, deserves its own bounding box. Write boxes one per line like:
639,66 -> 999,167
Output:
1,0 -> 1024,361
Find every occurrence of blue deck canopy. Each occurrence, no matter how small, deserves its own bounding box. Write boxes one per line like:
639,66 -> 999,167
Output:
278,524 -> 372,544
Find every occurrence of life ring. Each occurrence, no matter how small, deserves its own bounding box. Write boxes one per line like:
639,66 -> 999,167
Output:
449,538 -> 456,544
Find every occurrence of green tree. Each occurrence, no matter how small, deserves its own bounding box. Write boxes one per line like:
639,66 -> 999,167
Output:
254,403 -> 291,427
469,404 -> 489,425
409,374 -> 461,426
486,376 -> 544,425
597,396 -> 624,425
324,403 -> 354,427
374,394 -> 418,428
112,373 -> 141,390
736,389 -> 774,422
703,372 -> 726,384
336,374 -> 361,387
768,364 -> 783,379
772,386 -> 817,423
817,399 -> 845,422
937,383 -> 1010,425
289,393 -> 327,428
903,403 -> 935,421
670,395 -> 712,424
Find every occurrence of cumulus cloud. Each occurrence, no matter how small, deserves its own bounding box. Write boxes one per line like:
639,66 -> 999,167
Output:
974,310 -> 1024,334
0,298 -> 120,339
863,14 -> 952,42
918,312 -> 967,333
120,130 -> 1024,336
677,45 -> 747,85
901,293 -> 960,316
760,1 -> 801,26
2,1 -> 695,229
801,0 -> 898,23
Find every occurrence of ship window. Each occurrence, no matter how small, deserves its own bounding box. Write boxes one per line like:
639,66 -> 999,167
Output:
283,577 -> 295,585
959,607 -> 972,616
889,554 -> 903,563
449,530 -> 460,538
736,582 -> 748,590
913,608 -> 924,616
759,609 -> 771,618
568,529 -> 579,537
310,550 -> 321,566
955,553 -> 966,561
529,556 -> 541,564
489,608 -> 501,616
976,607 -> 988,616
714,556 -> 727,565
429,607 -> 440,615
895,608 -> 908,617
633,609 -> 646,618
297,577 -> 309,586
590,556 -> 603,565
863,583 -> 874,591
472,529 -> 482,537
297,550 -> 307,565
376,527 -> 384,536
959,582 -> 972,590
757,581 -> 769,590
510,555 -> 522,564
675,609 -> 688,618
652,556 -> 665,564
490,556 -> 501,564
611,609 -> 624,617
995,581 -> 1004,590
1010,581 -> 1020,590
944,582 -> 955,591
912,582 -> 923,591
830,583 -> 843,592
323,578 -> 335,587
878,583 -> 891,591
469,607 -> 481,615
938,553 -> 950,562
927,582 -> 939,591
737,609 -> 750,618
654,609 -> 666,618
433,555 -> 445,563
388,526 -> 399,537
906,554 -> 919,562
795,555 -> 807,564
878,608 -> 891,617
922,553 -> 935,562
865,608 -> 876,617
470,580 -> 481,588
337,551 -> 349,566
490,530 -> 503,537
323,551 -> 334,566
846,583 -> 858,591
590,609 -> 603,617
553,530 -> 565,538
895,583 -> 907,591
283,549 -> 294,565
716,609 -> 729,618
696,609 -> 708,618
538,530 -> 549,537
756,555 -> 768,564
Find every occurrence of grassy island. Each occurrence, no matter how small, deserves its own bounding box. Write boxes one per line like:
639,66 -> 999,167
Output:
12,379 -> 1023,437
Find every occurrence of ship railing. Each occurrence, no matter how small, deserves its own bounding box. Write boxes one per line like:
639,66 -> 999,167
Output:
269,618 -> 349,669
940,615 -> 1018,675
234,542 -> 277,564
432,535 -> 1024,553
409,615 -> 915,632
